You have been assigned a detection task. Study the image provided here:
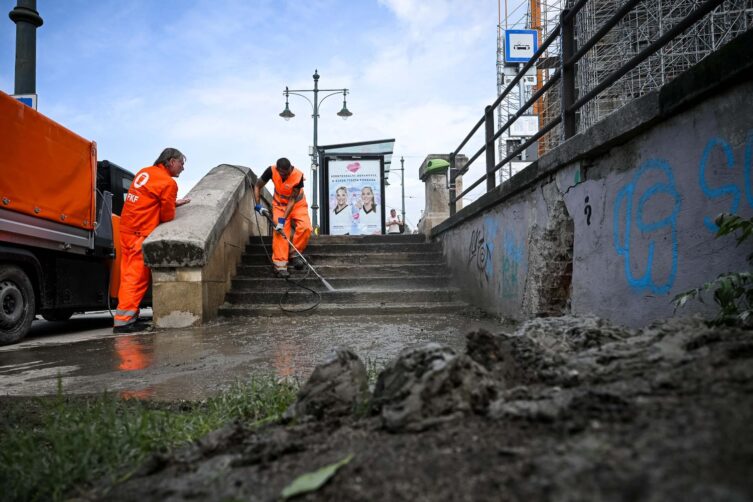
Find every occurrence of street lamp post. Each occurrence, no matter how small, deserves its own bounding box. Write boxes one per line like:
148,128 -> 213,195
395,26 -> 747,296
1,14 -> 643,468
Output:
400,156 -> 406,227
279,70 -> 352,229
386,156 -> 407,231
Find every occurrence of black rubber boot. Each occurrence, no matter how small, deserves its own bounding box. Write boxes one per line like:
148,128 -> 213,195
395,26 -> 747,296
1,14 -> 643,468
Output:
275,267 -> 291,278
290,256 -> 305,270
113,320 -> 150,334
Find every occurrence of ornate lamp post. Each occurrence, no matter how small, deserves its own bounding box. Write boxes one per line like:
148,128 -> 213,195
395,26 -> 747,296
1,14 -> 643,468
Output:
279,70 -> 352,229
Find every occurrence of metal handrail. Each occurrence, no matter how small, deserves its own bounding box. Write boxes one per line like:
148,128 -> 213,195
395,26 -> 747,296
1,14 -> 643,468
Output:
447,0 -> 728,217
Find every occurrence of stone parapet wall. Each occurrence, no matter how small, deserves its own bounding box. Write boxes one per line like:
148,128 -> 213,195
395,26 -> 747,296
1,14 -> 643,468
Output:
143,164 -> 271,328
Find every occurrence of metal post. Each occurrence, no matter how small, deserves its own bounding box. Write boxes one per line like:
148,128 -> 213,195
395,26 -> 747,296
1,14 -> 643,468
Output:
484,105 -> 496,192
311,70 -> 320,229
449,152 -> 457,217
518,63 -> 527,162
9,0 -> 43,95
400,156 -> 406,229
560,9 -> 577,140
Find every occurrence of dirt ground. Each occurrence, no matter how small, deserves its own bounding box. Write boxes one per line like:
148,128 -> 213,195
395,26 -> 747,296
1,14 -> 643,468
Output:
80,315 -> 753,502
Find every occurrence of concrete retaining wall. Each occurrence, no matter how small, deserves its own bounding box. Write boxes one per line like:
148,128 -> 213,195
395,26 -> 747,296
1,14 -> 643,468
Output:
143,164 -> 270,328
433,30 -> 753,328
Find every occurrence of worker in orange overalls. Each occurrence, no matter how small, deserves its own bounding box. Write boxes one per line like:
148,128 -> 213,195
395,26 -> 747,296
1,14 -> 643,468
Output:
253,157 -> 312,278
113,148 -> 191,333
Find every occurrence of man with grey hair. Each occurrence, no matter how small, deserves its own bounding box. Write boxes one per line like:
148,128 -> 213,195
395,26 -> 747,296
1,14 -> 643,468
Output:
113,148 -> 191,333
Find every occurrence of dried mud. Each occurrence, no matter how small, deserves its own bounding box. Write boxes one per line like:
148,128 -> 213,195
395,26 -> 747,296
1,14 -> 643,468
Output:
99,317 -> 753,501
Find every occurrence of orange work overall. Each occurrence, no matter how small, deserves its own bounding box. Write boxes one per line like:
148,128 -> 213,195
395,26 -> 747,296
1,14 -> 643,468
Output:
270,166 -> 312,271
114,164 -> 178,327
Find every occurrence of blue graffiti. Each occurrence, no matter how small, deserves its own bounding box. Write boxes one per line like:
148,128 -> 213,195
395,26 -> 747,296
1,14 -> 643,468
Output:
745,129 -> 753,209
613,159 -> 681,295
467,217 -> 499,284
483,217 -> 498,280
502,230 -> 524,298
699,138 -> 739,232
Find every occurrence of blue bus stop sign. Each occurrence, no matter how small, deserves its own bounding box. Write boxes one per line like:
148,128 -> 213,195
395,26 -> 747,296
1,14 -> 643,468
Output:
12,94 -> 37,109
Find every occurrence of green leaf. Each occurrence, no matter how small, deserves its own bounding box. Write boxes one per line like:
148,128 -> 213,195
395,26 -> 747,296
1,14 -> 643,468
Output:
280,453 -> 353,500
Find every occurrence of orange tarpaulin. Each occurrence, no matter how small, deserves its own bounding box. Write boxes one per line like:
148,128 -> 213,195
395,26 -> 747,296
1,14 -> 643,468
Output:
0,90 -> 96,231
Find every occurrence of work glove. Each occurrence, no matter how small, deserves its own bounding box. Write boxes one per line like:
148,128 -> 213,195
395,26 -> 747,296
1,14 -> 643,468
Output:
254,204 -> 270,217
275,217 -> 286,232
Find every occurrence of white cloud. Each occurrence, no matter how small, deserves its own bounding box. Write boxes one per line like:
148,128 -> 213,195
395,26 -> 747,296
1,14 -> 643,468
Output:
1,0 -> 506,228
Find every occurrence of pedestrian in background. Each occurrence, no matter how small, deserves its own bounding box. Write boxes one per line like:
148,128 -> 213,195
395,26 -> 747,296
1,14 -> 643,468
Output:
387,208 -> 402,234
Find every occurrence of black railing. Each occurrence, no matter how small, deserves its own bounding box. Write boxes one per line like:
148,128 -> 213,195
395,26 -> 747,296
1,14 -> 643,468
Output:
448,0 -> 728,216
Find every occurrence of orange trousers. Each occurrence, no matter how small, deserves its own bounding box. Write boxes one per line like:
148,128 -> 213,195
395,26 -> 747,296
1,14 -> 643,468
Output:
114,233 -> 150,327
272,201 -> 312,270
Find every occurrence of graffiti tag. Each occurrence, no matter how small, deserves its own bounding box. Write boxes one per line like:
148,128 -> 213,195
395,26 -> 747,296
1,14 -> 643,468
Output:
613,159 -> 681,295
502,231 -> 524,298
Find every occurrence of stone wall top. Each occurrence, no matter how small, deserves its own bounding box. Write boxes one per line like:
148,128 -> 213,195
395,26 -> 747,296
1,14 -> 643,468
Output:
143,164 -> 270,268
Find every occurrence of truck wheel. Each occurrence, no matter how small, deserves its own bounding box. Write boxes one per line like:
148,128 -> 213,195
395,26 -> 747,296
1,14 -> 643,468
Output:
41,310 -> 75,322
0,265 -> 36,345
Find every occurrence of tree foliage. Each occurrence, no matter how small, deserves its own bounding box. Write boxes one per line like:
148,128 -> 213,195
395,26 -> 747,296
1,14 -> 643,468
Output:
673,213 -> 753,325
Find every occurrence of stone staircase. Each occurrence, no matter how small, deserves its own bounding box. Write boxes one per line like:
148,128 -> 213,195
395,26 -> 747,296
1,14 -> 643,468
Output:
218,233 -> 471,316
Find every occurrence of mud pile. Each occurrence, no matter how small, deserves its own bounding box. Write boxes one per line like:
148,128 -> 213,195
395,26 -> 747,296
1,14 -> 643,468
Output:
103,316 -> 753,501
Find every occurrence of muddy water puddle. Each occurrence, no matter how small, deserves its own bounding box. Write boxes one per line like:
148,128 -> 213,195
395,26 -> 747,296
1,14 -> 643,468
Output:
0,312 -> 509,401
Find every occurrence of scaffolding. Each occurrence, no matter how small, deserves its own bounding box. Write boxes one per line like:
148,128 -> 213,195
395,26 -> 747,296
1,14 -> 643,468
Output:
496,0 -> 753,169
574,0 -> 753,132
496,0 -> 566,183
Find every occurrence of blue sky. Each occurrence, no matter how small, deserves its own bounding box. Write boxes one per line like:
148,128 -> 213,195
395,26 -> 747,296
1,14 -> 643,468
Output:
1,0 -> 529,229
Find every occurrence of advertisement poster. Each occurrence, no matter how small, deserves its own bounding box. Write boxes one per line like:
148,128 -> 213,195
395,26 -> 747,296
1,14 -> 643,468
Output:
327,159 -> 383,235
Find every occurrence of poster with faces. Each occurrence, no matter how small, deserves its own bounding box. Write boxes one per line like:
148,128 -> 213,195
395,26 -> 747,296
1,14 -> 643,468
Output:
327,159 -> 383,235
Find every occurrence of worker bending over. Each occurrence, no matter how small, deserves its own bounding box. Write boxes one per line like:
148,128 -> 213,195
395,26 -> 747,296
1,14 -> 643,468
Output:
254,157 -> 312,278
113,148 -> 191,333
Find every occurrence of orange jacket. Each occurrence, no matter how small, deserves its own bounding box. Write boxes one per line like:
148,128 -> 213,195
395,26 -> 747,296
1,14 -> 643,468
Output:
120,164 -> 178,236
271,166 -> 306,208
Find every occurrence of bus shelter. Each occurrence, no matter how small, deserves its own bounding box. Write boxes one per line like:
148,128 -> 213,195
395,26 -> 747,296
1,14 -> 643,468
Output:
318,139 -> 395,235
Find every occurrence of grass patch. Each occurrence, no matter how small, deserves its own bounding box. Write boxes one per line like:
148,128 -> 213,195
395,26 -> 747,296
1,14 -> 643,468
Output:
0,376 -> 298,502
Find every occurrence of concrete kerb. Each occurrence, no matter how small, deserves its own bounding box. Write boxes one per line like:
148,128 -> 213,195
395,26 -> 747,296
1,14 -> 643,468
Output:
143,164 -> 272,328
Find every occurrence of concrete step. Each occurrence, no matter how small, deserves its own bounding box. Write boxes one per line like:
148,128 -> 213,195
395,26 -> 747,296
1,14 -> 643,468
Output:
231,275 -> 452,291
244,241 -> 441,255
241,251 -> 444,266
248,234 -> 427,245
218,301 -> 472,317
235,263 -> 450,278
224,288 -> 461,305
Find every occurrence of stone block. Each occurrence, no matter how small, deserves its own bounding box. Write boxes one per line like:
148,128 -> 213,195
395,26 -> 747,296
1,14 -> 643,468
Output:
176,268 -> 202,282
153,281 -> 203,328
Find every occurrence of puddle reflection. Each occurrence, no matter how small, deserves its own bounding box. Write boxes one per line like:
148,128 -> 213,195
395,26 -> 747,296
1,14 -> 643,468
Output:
119,387 -> 155,400
114,336 -> 153,372
273,341 -> 297,378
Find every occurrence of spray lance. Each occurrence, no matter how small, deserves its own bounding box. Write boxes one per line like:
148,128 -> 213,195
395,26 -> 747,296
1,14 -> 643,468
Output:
257,207 -> 336,292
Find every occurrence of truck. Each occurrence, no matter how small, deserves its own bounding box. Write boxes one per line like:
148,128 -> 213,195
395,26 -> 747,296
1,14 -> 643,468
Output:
0,90 -> 148,345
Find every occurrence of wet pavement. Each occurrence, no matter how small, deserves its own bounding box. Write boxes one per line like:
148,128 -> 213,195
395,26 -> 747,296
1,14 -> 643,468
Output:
0,310 -> 509,401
